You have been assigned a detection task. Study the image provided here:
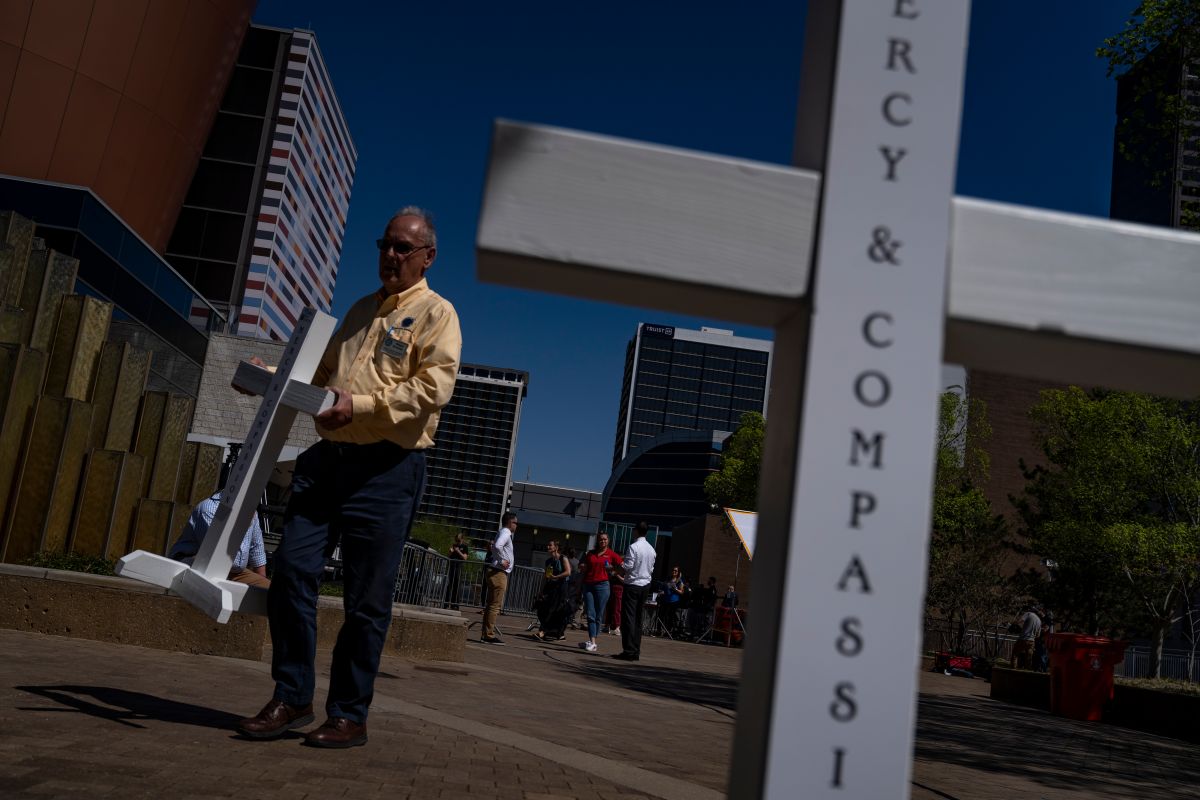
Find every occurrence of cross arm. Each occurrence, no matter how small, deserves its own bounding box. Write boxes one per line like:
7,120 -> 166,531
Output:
476,121 -> 818,327
232,360 -> 335,415
477,121 -> 1200,398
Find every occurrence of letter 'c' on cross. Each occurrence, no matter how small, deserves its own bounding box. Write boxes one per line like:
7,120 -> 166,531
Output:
862,312 -> 893,348
882,93 -> 912,127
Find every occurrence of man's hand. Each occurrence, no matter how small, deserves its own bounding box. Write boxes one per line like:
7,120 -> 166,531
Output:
316,386 -> 353,430
233,356 -> 269,396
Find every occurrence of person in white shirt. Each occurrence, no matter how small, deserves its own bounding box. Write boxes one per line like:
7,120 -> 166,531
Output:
481,512 -> 516,644
612,521 -> 656,661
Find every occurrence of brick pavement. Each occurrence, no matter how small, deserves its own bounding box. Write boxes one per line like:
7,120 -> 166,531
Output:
2,619 -> 1199,799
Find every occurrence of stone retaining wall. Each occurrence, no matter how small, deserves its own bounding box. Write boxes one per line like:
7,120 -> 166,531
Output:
0,565 -> 466,663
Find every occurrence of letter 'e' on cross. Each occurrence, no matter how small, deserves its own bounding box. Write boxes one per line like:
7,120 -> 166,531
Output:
475,1 -> 1200,798
115,309 -> 336,623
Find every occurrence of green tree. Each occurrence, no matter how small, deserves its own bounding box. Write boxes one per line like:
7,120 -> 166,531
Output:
925,392 -> 1014,655
704,412 -> 764,511
408,517 -> 461,557
1098,0 -> 1200,226
1016,388 -> 1200,677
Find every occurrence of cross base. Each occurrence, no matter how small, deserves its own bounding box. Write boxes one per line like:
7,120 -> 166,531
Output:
115,551 -> 268,623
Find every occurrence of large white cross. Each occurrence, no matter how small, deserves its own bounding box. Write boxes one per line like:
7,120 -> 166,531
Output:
115,308 -> 336,623
476,2 -> 1200,798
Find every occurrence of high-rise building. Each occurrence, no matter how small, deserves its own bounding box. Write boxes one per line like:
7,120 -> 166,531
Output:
612,323 -> 772,468
1109,45 -> 1199,230
419,364 -> 529,541
166,25 -> 357,340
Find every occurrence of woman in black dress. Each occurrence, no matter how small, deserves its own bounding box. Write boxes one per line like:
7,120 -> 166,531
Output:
534,539 -> 572,640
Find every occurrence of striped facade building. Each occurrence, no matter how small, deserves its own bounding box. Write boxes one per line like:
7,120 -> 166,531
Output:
168,26 -> 356,341
239,29 -> 356,339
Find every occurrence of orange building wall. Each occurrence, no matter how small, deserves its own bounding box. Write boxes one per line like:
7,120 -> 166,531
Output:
0,0 -> 255,251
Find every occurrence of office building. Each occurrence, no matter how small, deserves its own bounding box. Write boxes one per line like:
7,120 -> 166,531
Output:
166,25 -> 357,340
611,323 -> 772,469
603,429 -> 725,535
507,480 -> 602,566
419,364 -> 528,542
1109,45 -> 1198,230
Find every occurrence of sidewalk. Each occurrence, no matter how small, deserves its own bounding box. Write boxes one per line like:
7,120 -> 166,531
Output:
2,618 -> 1198,799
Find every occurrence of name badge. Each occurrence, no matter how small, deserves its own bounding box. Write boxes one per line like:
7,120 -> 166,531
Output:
381,326 -> 410,359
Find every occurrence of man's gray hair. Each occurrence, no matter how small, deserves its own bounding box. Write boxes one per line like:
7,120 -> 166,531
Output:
388,206 -> 437,248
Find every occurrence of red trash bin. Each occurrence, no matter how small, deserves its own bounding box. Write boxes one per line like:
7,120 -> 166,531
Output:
1046,633 -> 1127,721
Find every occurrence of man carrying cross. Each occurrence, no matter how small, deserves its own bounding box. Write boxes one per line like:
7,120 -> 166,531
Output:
237,207 -> 462,748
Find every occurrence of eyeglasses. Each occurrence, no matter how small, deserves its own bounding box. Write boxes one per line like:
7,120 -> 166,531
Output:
376,238 -> 431,258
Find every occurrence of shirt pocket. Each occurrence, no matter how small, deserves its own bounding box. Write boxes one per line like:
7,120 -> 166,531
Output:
376,325 -> 415,380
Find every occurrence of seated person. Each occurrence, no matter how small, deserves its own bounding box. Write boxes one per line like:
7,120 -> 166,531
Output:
170,491 -> 270,588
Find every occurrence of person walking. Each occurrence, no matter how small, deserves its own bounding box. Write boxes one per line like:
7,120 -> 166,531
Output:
237,207 -> 461,749
577,533 -> 621,653
613,522 -> 655,661
481,513 -> 517,644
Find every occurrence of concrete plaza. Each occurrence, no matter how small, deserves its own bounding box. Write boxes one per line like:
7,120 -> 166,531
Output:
1,618 -> 1198,799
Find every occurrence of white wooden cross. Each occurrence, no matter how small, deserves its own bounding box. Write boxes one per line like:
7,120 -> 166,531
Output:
476,2 -> 1200,798
115,308 -> 336,623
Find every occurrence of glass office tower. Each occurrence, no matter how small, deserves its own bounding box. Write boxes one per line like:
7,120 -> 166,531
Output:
612,323 -> 772,468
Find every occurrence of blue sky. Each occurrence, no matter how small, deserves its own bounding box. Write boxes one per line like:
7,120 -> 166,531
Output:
252,0 -> 1136,491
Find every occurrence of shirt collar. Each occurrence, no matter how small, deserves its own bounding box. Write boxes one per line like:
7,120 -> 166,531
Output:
375,278 -> 428,316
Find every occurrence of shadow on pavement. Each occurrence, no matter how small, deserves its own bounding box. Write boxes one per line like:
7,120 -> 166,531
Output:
915,692 -> 1200,800
15,685 -> 243,731
543,653 -> 739,716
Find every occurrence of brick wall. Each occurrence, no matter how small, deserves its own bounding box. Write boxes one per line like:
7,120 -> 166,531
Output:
191,333 -> 319,450
671,514 -> 754,610
967,369 -> 1061,522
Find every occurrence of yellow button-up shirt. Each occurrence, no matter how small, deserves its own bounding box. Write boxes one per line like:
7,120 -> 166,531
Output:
313,278 -> 461,449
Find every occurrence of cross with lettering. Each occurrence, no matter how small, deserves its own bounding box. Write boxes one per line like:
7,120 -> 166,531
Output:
476,1 -> 1200,797
115,309 -> 336,624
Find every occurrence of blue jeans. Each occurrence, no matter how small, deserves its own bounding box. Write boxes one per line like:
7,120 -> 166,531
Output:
583,581 -> 611,639
268,440 -> 425,724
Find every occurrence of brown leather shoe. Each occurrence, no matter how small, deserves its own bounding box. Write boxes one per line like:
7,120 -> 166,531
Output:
304,716 -> 368,748
237,699 -> 315,740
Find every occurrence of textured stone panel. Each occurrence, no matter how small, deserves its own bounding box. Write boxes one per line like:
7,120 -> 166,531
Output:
44,294 -> 110,400
0,346 -> 46,540
129,498 -> 173,556
131,390 -> 167,498
173,441 -> 224,507
145,394 -> 192,501
2,396 -> 92,562
0,211 -> 35,304
105,452 -> 144,560
23,250 -> 79,352
69,449 -> 144,558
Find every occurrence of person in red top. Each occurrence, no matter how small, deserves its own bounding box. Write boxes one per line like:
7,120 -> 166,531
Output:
577,533 -> 622,653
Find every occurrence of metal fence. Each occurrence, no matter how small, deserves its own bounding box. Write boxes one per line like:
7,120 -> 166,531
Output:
1120,647 -> 1200,682
392,542 -> 542,617
923,622 -> 1019,664
924,621 -> 1200,683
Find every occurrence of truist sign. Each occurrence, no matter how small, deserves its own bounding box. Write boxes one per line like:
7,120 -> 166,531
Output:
764,2 -> 970,798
